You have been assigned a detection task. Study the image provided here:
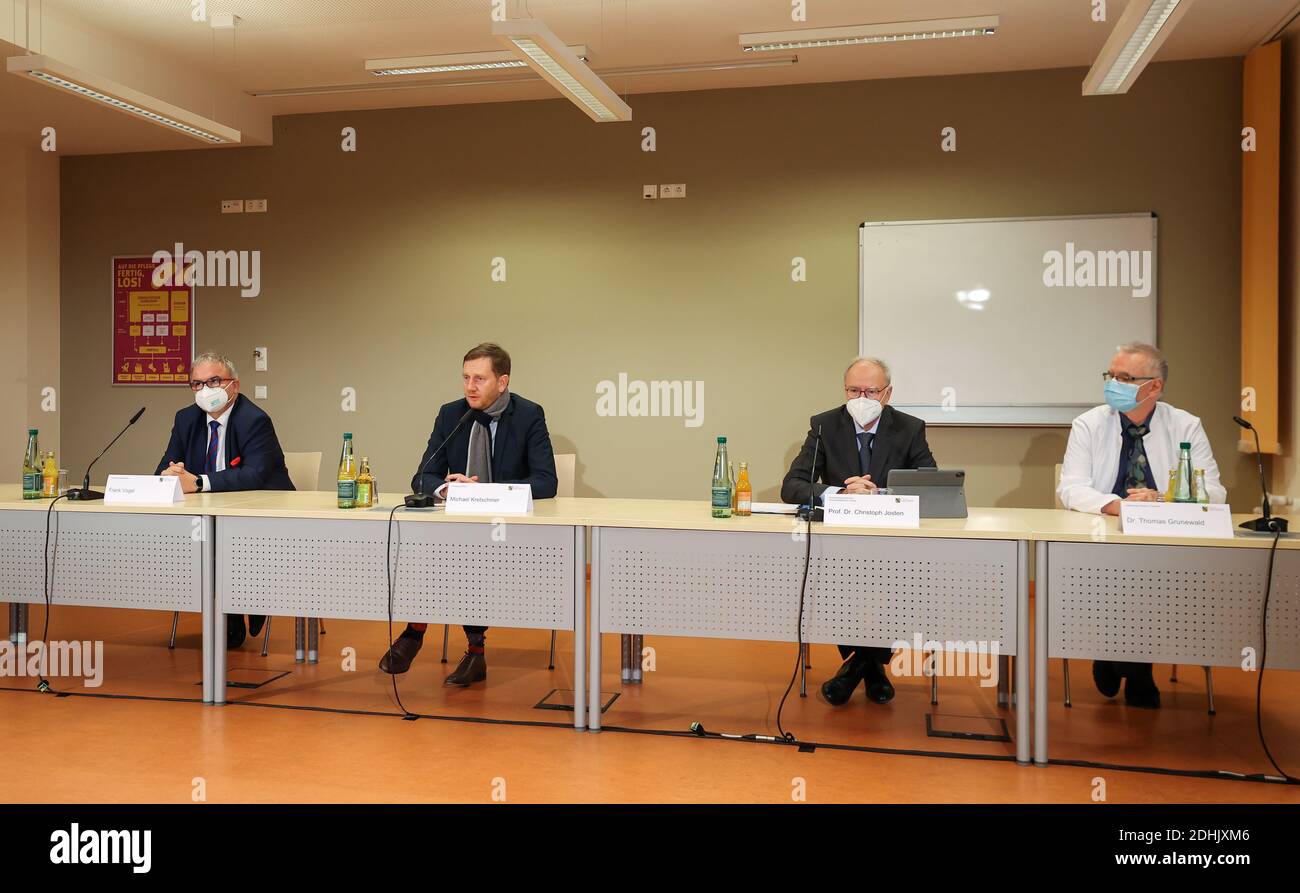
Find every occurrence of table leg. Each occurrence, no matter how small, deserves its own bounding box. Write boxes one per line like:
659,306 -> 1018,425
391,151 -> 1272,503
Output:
1033,541 -> 1048,766
201,517 -> 214,704
1015,539 -> 1030,765
573,527 -> 586,731
294,617 -> 305,663
7,603 -> 16,644
588,527 -> 602,731
210,518 -> 227,705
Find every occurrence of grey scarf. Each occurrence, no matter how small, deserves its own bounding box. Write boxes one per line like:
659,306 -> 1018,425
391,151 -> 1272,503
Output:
465,389 -> 510,483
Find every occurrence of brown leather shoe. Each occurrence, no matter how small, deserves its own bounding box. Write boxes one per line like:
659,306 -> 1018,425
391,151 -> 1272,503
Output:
379,629 -> 424,675
444,650 -> 487,686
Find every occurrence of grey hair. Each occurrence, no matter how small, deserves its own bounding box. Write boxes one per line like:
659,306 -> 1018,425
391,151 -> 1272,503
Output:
192,350 -> 238,380
844,355 -> 892,385
1117,342 -> 1167,382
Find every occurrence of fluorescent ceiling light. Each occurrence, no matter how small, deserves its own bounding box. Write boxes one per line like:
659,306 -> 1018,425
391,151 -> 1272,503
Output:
6,54 -> 240,144
493,18 -> 632,122
255,56 -> 797,98
1083,0 -> 1195,95
739,16 -> 999,52
367,46 -> 590,77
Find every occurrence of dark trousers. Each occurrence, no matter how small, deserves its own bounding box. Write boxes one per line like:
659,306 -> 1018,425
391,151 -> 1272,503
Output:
838,644 -> 892,665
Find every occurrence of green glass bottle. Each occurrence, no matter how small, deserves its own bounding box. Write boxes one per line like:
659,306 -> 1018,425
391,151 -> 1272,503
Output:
337,433 -> 357,509
22,429 -> 40,499
711,436 -> 732,519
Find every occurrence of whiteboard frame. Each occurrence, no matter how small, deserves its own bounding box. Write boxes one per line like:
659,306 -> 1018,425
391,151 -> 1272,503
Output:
858,213 -> 1158,427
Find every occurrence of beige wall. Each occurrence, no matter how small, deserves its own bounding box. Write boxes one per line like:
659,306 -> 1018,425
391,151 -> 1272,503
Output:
1,141 -> 60,469
57,58 -> 1255,506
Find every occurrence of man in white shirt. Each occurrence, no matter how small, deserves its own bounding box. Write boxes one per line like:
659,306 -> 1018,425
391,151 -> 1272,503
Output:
1056,342 -> 1226,707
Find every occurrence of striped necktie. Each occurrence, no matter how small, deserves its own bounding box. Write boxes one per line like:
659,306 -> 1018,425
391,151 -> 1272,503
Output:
204,419 -> 221,475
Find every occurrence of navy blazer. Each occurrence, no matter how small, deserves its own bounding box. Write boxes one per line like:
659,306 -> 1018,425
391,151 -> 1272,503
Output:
410,392 -> 558,499
154,393 -> 295,492
781,404 -> 936,505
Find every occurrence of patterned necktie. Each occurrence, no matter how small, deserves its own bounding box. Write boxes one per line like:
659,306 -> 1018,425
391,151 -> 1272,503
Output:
857,432 -> 874,477
1124,423 -> 1151,491
205,419 -> 221,475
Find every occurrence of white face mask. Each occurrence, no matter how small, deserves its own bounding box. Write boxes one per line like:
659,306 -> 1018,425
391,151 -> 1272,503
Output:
846,396 -> 882,429
195,383 -> 231,413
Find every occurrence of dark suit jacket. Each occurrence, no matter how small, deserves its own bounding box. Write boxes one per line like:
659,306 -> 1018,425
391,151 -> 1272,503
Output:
154,393 -> 295,492
410,392 -> 558,499
780,404 -> 936,506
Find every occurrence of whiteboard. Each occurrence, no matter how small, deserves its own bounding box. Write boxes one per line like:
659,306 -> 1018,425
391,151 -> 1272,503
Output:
859,214 -> 1157,426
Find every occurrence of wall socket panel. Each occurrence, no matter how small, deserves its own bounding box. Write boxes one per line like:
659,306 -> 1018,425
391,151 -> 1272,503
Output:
254,385 -> 267,399
254,347 -> 268,371
660,183 -> 686,198
642,184 -> 658,199
246,199 -> 268,213
221,199 -> 244,214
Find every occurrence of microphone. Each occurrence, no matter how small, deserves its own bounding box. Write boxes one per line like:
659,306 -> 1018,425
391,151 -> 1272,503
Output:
67,407 -> 146,501
797,425 -> 824,522
405,408 -> 475,508
1233,416 -> 1288,533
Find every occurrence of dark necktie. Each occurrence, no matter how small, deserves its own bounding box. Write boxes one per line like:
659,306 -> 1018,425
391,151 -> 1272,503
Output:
1124,423 -> 1151,491
205,419 -> 221,475
857,432 -> 874,477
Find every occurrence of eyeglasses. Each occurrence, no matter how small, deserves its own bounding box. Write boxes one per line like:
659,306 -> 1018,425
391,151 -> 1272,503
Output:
845,386 -> 889,399
1101,372 -> 1156,384
189,376 -> 232,391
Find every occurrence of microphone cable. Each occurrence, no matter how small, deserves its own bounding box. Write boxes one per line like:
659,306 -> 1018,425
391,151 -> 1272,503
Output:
385,503 -> 417,720
1253,527 -> 1296,783
775,426 -> 821,743
38,493 -> 69,693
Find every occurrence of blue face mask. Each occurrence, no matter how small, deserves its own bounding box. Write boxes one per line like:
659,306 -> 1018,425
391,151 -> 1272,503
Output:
1104,378 -> 1142,413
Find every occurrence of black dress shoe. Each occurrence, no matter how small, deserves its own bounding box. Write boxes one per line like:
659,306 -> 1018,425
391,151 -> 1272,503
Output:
379,628 -> 425,675
863,658 -> 895,703
1092,659 -> 1122,698
1124,670 -> 1161,709
247,615 -> 266,638
819,656 -> 867,706
444,651 -> 487,686
226,614 -> 246,650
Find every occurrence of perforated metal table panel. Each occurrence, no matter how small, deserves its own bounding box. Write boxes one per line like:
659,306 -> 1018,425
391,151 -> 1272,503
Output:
1033,539 -> 1300,765
0,509 -> 206,612
215,515 -> 587,725
589,525 -> 1030,762
0,507 -> 217,702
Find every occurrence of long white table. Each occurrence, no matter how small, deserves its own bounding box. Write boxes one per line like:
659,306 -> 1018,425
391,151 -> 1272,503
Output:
582,501 -> 1034,765
209,492 -> 589,727
1025,509 -> 1300,766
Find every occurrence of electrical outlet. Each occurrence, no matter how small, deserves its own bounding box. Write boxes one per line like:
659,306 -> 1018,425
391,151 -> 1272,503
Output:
642,184 -> 658,199
660,184 -> 686,199
254,347 -> 268,372
246,199 -> 267,213
221,199 -> 244,214
254,385 -> 267,399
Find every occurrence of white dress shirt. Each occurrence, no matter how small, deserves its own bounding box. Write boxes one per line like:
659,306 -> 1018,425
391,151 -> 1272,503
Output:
1057,401 -> 1226,514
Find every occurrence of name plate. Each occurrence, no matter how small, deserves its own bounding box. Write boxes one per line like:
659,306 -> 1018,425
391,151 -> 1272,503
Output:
1120,502 -> 1234,539
823,493 -> 920,528
104,474 -> 185,505
444,482 -> 534,515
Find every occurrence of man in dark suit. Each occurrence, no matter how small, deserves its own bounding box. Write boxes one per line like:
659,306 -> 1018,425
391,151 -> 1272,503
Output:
379,342 -> 558,686
781,356 -> 937,707
156,350 -> 294,648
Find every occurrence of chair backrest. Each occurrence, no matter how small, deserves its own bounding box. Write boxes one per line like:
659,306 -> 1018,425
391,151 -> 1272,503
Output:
1053,463 -> 1064,509
554,452 -> 576,498
284,451 -> 323,491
